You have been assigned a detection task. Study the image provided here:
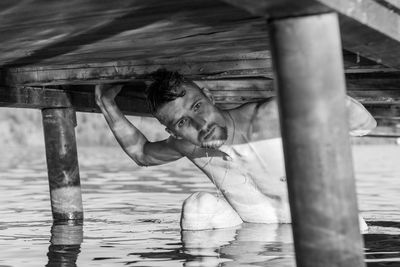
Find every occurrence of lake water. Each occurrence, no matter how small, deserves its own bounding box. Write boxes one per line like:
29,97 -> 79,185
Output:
0,145 -> 399,267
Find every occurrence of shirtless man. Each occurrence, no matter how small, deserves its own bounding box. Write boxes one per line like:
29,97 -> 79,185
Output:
95,70 -> 376,231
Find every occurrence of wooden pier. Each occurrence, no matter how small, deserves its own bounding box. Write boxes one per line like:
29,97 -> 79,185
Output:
1,1 -> 400,266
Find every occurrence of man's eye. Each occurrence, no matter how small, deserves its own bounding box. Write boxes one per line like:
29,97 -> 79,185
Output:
194,102 -> 201,111
177,119 -> 186,128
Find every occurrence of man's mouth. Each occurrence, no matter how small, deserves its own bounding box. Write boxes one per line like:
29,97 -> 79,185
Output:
201,139 -> 225,148
202,126 -> 216,141
199,125 -> 228,148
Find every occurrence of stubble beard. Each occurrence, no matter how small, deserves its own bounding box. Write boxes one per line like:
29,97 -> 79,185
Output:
200,126 -> 228,149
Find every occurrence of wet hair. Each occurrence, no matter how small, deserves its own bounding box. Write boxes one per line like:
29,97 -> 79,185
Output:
146,69 -> 187,114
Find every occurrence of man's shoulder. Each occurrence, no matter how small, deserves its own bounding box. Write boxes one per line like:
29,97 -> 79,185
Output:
231,98 -> 280,140
230,97 -> 278,121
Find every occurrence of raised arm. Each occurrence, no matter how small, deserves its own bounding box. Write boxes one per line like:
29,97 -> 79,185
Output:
95,84 -> 183,166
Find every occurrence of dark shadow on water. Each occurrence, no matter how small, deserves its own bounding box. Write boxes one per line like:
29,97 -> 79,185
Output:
364,234 -> 400,267
46,220 -> 83,267
364,221 -> 400,267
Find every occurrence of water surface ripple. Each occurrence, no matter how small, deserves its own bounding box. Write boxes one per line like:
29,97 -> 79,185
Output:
0,145 -> 399,266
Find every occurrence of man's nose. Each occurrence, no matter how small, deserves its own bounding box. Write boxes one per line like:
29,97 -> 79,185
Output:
192,116 -> 206,130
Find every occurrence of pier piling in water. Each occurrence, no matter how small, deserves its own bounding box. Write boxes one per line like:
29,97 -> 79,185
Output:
269,13 -> 366,267
42,108 -> 83,221
47,221 -> 83,266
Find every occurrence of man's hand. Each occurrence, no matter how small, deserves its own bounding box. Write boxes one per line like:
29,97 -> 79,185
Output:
95,84 -> 123,106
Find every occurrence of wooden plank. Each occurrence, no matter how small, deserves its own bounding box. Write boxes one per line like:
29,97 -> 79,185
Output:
212,90 -> 400,105
1,0 -> 398,73
2,48 -> 396,87
2,56 -> 273,86
363,104 -> 400,119
0,86 -> 73,109
347,90 -> 400,104
342,50 -> 399,73
374,117 -> 400,127
219,0 -> 328,19
0,0 -> 270,66
1,84 -> 399,119
220,0 -> 400,69
338,15 -> 400,69
2,76 -> 400,110
0,86 -> 150,116
346,73 -> 400,91
366,133 -> 400,138
3,64 -> 400,107
197,78 -> 274,92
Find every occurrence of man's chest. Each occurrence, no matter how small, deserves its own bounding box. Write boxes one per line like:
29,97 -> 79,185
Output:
190,138 -> 287,190
218,138 -> 286,178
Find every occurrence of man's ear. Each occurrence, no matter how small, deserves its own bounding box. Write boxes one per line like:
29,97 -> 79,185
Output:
201,87 -> 215,104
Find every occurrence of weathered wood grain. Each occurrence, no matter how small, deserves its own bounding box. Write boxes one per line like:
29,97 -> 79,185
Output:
2,56 -> 273,86
0,86 -> 150,116
3,71 -> 400,113
346,73 -> 400,91
1,0 -> 398,71
42,107 -> 83,220
1,0 -> 399,122
1,85 -> 399,118
347,91 -> 400,104
366,133 -> 400,138
269,13 -> 364,267
0,0 -> 269,67
373,117 -> 400,127
2,54 -> 396,87
221,0 -> 400,69
363,104 -> 400,118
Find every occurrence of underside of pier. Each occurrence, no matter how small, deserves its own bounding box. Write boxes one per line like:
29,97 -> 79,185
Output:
1,1 -> 400,267
0,0 -> 399,122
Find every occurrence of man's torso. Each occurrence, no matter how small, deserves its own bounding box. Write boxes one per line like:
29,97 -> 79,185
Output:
177,100 -> 291,223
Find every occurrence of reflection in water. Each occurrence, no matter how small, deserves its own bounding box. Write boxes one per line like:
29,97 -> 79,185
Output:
130,223 -> 295,267
183,223 -> 295,267
129,222 -> 400,267
46,221 -> 83,267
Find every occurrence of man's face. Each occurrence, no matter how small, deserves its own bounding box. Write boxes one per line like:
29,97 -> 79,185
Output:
155,82 -> 228,148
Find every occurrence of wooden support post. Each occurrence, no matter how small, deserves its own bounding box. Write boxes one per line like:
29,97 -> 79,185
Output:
268,13 -> 365,267
42,108 -> 83,221
47,221 -> 83,266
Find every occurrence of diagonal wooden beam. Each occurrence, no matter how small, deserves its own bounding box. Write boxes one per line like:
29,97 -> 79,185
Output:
220,0 -> 400,69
